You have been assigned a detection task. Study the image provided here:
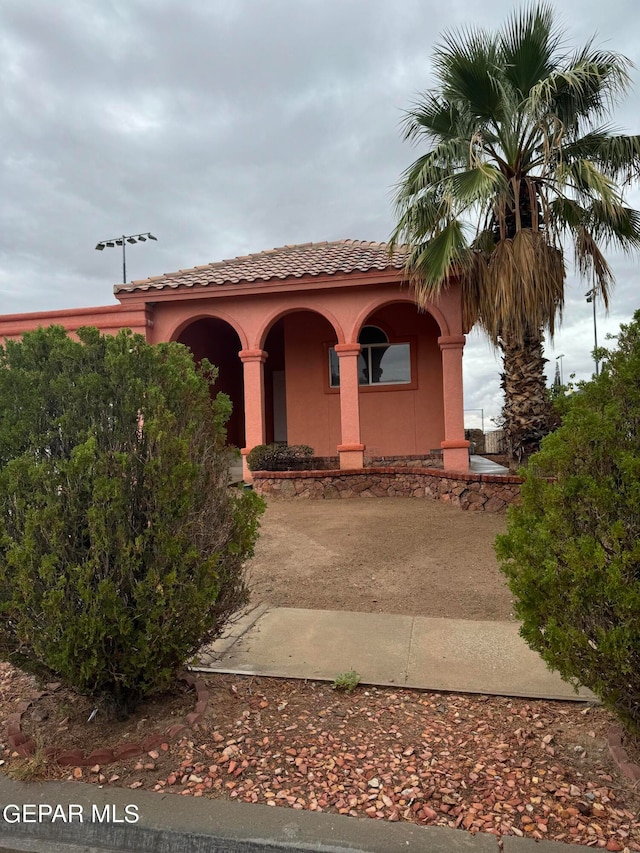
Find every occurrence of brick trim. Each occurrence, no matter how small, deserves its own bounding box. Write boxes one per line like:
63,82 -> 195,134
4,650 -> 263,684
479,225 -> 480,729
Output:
607,726 -> 640,784
6,673 -> 211,766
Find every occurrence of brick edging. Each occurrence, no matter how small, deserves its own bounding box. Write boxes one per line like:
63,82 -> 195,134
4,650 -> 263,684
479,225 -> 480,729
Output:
5,673 -> 210,766
251,466 -> 523,485
607,726 -> 640,784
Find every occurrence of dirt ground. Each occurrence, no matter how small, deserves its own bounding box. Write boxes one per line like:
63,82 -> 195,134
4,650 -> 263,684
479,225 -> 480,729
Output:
246,498 -> 514,621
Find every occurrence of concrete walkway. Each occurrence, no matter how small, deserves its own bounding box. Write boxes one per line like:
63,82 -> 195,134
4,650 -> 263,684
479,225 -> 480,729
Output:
469,454 -> 510,475
0,463 -> 599,853
194,606 -> 594,702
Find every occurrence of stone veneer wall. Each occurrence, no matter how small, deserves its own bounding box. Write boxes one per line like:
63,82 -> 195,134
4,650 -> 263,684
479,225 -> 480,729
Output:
364,455 -> 443,469
252,467 -> 522,512
302,455 -> 443,470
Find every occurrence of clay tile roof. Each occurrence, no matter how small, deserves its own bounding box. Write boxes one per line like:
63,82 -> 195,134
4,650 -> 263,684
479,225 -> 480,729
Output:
115,239 -> 408,294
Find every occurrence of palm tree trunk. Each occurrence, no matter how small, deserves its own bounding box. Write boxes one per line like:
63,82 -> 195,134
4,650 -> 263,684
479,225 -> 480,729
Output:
500,334 -> 552,470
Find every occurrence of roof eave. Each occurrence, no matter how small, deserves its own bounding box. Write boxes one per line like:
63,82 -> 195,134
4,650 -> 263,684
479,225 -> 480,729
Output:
115,266 -> 409,302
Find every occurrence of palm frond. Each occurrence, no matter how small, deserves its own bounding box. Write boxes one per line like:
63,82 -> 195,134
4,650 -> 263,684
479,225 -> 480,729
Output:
457,252 -> 487,332
563,131 -> 640,183
566,45 -> 632,108
445,163 -> 508,207
555,159 -> 620,207
392,190 -> 451,241
574,228 -> 613,306
480,232 -> 565,342
499,2 -> 561,97
394,139 -> 474,200
403,219 -> 470,300
589,204 -> 640,250
432,26 -> 504,122
471,228 -> 497,255
529,49 -> 632,129
401,94 -> 468,145
548,196 -> 587,231
551,197 -> 640,254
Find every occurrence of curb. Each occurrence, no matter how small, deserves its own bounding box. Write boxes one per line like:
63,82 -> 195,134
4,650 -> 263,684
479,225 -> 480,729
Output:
0,773 -> 576,853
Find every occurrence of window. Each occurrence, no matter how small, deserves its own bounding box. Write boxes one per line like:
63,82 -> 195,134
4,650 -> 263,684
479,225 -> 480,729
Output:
329,326 -> 411,388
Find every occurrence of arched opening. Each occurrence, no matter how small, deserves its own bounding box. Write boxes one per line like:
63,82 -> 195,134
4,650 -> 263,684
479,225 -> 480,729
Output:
263,309 -> 339,455
176,317 -> 245,449
356,303 -> 443,458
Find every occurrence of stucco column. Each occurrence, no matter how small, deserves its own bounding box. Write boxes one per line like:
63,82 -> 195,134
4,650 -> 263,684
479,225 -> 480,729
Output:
438,335 -> 470,472
239,349 -> 267,481
334,343 -> 365,469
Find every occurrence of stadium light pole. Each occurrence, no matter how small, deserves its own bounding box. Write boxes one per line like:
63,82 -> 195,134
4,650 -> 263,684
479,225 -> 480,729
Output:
95,232 -> 158,283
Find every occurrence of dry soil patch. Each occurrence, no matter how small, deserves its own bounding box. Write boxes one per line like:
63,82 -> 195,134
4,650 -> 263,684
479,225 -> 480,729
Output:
246,498 -> 514,620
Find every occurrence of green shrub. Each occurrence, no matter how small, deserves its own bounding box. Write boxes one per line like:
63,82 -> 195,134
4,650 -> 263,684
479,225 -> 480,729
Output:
333,670 -> 361,692
246,443 -> 314,471
0,326 -> 264,718
496,312 -> 640,735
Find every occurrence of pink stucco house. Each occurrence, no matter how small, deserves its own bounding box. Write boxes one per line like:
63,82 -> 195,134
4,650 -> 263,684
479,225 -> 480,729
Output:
0,240 -> 470,478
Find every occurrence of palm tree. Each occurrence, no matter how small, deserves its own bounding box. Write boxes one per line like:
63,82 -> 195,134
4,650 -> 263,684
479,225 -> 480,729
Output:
391,2 -> 640,467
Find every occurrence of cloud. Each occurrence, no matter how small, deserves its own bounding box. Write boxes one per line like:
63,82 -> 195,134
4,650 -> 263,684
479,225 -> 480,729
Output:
1,0 -> 639,425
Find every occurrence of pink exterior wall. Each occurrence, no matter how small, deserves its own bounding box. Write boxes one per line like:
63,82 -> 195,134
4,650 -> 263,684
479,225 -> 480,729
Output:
283,312 -> 340,455
359,305 -> 443,456
143,272 -> 459,352
0,304 -> 150,341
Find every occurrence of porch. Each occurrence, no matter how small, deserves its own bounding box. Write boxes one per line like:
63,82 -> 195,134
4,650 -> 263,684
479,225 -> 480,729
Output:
122,243 -> 471,477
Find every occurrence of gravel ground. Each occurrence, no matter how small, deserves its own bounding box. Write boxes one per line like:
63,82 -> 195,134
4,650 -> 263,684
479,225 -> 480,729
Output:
5,668 -> 638,850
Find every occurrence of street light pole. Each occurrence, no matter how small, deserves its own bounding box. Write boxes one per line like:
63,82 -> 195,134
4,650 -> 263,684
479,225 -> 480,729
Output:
585,287 -> 599,377
555,353 -> 565,386
95,232 -> 158,283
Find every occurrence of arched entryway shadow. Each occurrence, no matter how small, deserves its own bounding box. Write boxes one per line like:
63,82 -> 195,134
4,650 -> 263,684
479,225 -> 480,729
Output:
176,317 -> 245,449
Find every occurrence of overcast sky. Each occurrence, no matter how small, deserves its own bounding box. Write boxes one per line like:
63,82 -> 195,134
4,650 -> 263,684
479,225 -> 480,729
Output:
2,0 -> 639,429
